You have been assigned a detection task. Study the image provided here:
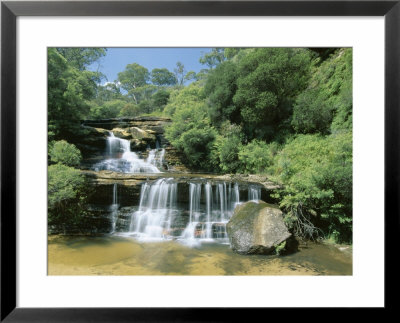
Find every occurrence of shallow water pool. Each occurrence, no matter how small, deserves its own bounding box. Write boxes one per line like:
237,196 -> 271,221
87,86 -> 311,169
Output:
48,235 -> 352,275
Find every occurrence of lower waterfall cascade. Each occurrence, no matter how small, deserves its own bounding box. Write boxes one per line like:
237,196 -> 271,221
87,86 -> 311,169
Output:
109,183 -> 118,233
110,178 -> 262,245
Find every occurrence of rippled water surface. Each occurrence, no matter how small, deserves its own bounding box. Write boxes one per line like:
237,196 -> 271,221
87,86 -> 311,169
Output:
48,235 -> 352,275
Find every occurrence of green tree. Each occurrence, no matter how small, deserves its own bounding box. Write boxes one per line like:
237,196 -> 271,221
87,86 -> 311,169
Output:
204,61 -> 239,126
130,84 -> 157,103
292,48 -> 352,134
151,68 -> 177,86
271,132 -> 352,242
89,99 -> 130,119
195,69 -> 210,81
165,83 -> 216,169
199,48 -> 226,69
184,71 -> 197,83
152,90 -> 170,110
137,100 -> 153,115
56,47 -> 106,71
49,140 -> 82,166
224,48 -> 241,60
94,82 -> 124,104
211,122 -> 243,173
174,61 -> 186,86
164,82 -> 205,116
233,48 -> 312,140
118,102 -> 140,117
238,140 -> 279,174
48,163 -> 86,228
117,63 -> 150,103
48,48 -> 100,138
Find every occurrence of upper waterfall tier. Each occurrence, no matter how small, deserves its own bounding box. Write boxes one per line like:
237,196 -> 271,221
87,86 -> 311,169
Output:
93,131 -> 165,174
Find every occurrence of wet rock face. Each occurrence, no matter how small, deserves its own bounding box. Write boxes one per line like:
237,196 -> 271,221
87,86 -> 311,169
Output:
227,201 -> 292,255
85,182 -> 142,207
77,117 -> 178,164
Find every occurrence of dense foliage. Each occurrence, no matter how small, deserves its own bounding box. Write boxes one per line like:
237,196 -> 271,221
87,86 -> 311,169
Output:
48,48 -> 104,139
233,48 -> 312,140
292,49 -> 352,134
271,133 -> 352,242
48,148 -> 87,231
49,140 -> 82,166
48,47 -> 353,242
164,48 -> 353,242
164,84 -> 217,169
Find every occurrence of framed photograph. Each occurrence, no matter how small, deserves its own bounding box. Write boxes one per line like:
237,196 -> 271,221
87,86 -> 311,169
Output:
1,0 -> 398,320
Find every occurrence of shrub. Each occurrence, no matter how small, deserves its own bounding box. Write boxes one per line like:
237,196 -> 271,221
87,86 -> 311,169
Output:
180,127 -> 217,169
48,163 -> 86,227
49,140 -> 82,166
271,132 -> 352,242
163,83 -> 205,117
165,93 -> 217,170
238,140 -> 279,174
212,122 -> 243,173
118,102 -> 140,117
152,90 -> 170,110
89,100 -> 136,119
214,134 -> 242,173
292,48 -> 352,134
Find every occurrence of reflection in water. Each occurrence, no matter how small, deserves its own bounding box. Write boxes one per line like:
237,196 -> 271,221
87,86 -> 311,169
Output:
48,235 -> 352,276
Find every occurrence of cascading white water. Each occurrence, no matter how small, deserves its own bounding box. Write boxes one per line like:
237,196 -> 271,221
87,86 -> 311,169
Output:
205,182 -> 212,239
158,149 -> 165,168
248,185 -> 261,201
180,181 -> 244,243
113,182 -> 117,204
93,131 -> 162,173
128,178 -> 178,241
182,183 -> 202,240
146,148 -> 165,169
110,183 -> 118,233
114,179 -> 262,245
146,149 -> 156,165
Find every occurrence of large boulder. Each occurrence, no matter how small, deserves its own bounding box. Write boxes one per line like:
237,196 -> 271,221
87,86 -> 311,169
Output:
129,127 -> 156,141
110,127 -> 157,150
226,200 -> 293,255
111,127 -> 132,140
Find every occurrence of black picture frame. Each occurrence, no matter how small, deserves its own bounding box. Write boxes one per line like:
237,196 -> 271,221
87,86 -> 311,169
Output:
1,0 -> 398,321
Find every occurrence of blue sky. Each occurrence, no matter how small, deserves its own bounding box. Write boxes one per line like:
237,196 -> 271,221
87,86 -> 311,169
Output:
89,47 -> 213,84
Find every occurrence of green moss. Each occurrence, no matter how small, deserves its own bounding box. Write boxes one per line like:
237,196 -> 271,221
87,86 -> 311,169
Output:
232,201 -> 281,223
275,241 -> 286,255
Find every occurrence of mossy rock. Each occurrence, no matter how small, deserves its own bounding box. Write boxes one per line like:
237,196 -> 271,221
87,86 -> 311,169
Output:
129,127 -> 156,141
226,201 -> 293,255
111,128 -> 132,139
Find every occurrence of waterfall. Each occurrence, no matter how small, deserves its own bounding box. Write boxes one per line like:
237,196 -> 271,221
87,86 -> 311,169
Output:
248,185 -> 261,201
113,182 -> 117,205
119,179 -> 263,245
182,183 -> 202,240
205,182 -> 212,239
180,181 -> 255,243
129,178 -> 178,240
110,183 -> 118,233
233,183 -> 240,208
146,148 -> 165,169
158,149 -> 165,167
146,149 -> 156,165
93,131 -> 161,173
